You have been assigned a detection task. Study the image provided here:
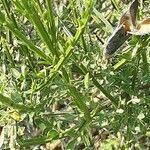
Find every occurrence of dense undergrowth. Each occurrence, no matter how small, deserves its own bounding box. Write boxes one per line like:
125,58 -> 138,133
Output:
0,0 -> 150,149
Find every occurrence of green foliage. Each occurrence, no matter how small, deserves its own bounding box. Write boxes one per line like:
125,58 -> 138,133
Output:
0,0 -> 150,149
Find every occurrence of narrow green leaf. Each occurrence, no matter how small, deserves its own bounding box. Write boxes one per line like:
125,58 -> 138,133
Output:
93,8 -> 113,32
0,94 -> 33,112
11,68 -> 21,79
68,85 -> 91,122
67,139 -> 76,150
0,11 -> 5,24
15,0 -> 58,57
46,0 -> 57,44
84,73 -> 90,89
113,58 -> 126,70
4,21 -> 51,63
111,0 -> 119,11
19,130 -> 59,147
